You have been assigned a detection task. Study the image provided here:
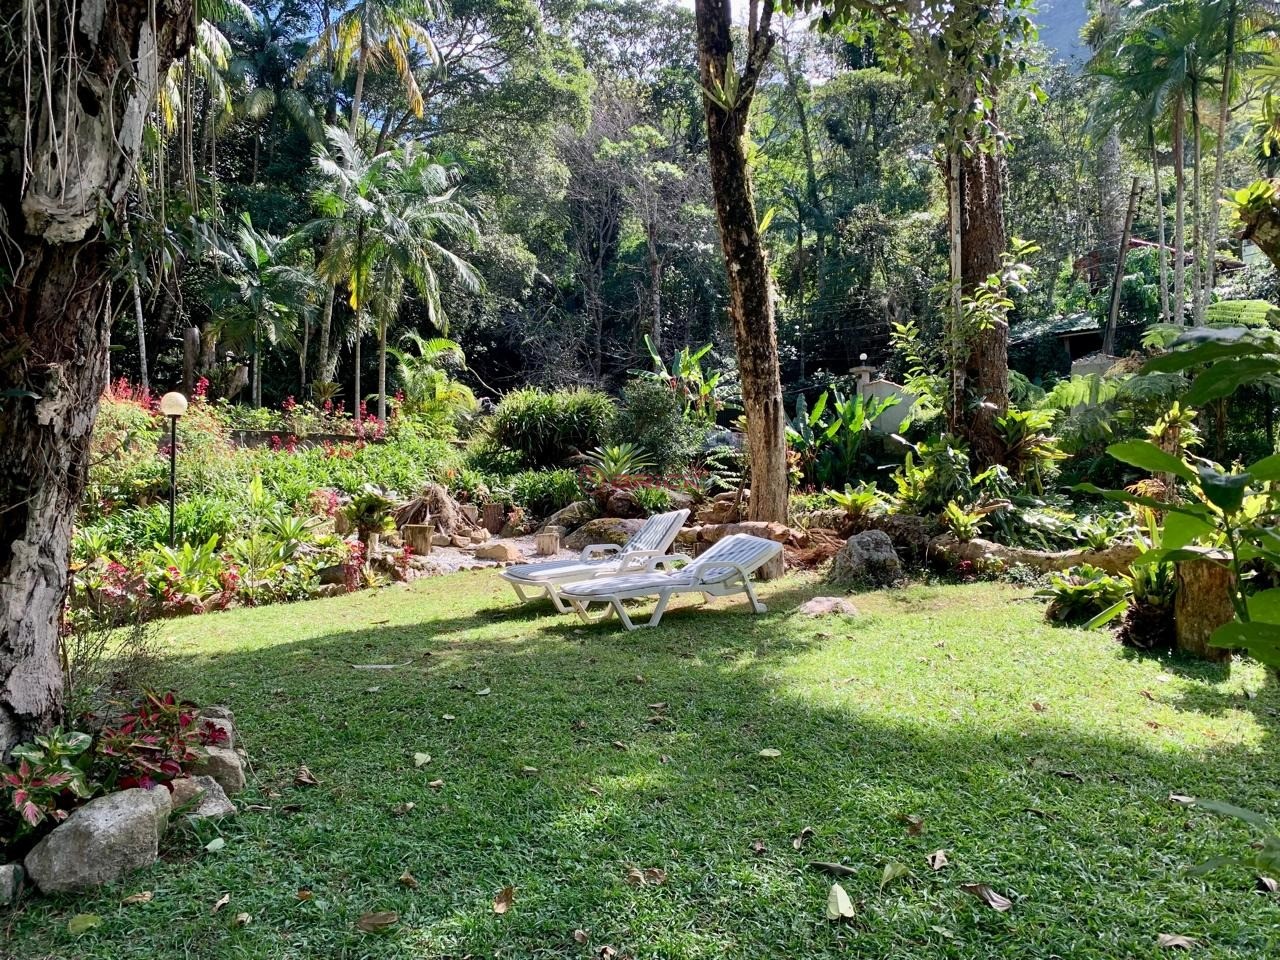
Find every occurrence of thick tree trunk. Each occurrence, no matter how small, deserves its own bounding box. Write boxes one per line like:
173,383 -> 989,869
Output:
956,146 -> 1008,469
0,0 -> 194,756
694,0 -> 788,576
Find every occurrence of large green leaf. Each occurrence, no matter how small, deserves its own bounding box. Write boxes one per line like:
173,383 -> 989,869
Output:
1106,440 -> 1196,482
1196,466 -> 1250,515
1161,510 -> 1215,550
1073,483 -> 1211,519
1246,453 -> 1280,482
1141,337 -> 1267,374
1209,620 -> 1280,668
1245,587 -> 1280,624
1185,357 -> 1280,405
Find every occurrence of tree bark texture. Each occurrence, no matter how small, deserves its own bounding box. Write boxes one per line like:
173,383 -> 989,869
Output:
694,0 -> 789,557
954,146 -> 1008,469
0,0 -> 193,756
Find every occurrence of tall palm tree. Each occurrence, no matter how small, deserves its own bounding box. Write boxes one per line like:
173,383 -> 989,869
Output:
1095,0 -> 1232,324
297,0 -> 440,137
212,213 -> 323,404
309,127 -> 481,420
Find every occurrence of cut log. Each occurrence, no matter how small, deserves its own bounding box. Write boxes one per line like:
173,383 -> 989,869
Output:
928,536 -> 1141,576
401,525 -> 434,555
1174,557 -> 1235,663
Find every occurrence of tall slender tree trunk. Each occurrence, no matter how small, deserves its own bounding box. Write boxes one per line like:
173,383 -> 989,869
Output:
1173,94 -> 1187,324
354,312 -> 363,417
0,0 -> 193,756
318,281 -> 337,383
1191,96 -> 1205,326
1207,0 -> 1237,309
647,227 -> 663,352
1152,137 -> 1171,325
694,0 -> 788,568
956,145 -> 1009,469
377,319 -> 388,422
350,29 -> 369,136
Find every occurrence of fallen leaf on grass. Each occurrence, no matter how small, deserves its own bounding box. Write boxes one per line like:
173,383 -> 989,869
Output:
295,766 -> 320,787
356,911 -> 399,933
807,861 -> 857,878
643,868 -> 667,885
1256,876 -> 1278,894
520,765 -> 539,776
573,928 -> 590,944
205,837 -> 226,852
1052,769 -> 1084,783
750,839 -> 767,855
351,660 -> 407,669
647,702 -> 668,711
391,801 -> 416,816
233,912 -> 251,927
413,752 -> 431,768
493,885 -> 515,914
476,688 -> 491,696
1169,793 -> 1197,806
599,947 -> 618,959
68,914 -> 102,935
899,813 -> 925,836
612,741 -> 628,750
121,891 -> 153,906
792,826 -> 815,850
442,714 -> 456,721
758,748 -> 782,758
586,785 -> 602,796
960,883 -> 1013,912
927,850 -> 949,871
427,779 -> 444,789
880,862 -> 913,889
826,882 -> 856,921
212,893 -> 231,913
398,871 -> 419,890
1157,933 -> 1199,949
296,889 -> 313,901
1141,690 -> 1156,701
1031,701 -> 1046,713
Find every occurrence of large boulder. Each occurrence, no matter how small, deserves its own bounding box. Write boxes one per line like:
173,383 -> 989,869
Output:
700,520 -> 800,546
564,518 -> 645,551
24,788 -> 172,893
541,500 -> 596,534
826,530 -> 903,588
604,488 -> 646,519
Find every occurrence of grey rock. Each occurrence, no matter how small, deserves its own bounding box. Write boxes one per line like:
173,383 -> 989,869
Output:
542,500 -> 596,533
826,530 -> 903,588
604,488 -> 645,519
475,541 -> 521,562
190,745 -> 246,795
797,596 -> 861,617
24,788 -> 172,893
564,518 -> 646,551
0,862 -> 22,905
170,776 -> 236,821
200,704 -> 235,723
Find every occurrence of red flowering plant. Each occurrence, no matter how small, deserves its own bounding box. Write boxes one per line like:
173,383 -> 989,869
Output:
1,729 -> 95,835
94,691 -> 227,792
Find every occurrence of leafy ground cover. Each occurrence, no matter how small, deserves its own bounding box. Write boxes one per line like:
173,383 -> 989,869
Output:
7,577 -> 1279,959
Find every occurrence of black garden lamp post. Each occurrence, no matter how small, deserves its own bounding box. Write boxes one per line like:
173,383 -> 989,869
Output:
159,391 -> 188,546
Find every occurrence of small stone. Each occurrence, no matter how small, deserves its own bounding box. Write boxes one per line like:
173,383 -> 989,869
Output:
470,529 -> 490,543
798,596 -> 860,617
431,533 -> 452,547
450,535 -> 471,548
190,746 -> 246,795
201,705 -> 235,723
169,776 -> 236,821
475,541 -> 521,562
24,788 -> 172,893
0,862 -> 23,905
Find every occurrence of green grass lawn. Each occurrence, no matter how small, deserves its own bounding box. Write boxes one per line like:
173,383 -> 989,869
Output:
7,574 -> 1280,959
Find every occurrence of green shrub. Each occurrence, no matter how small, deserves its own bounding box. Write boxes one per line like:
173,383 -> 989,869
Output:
632,485 -> 674,515
486,388 -> 616,467
95,496 -> 242,553
611,378 -> 706,472
1035,564 -> 1129,624
499,469 -> 583,518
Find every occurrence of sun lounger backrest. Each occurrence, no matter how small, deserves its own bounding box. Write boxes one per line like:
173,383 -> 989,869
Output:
688,534 -> 780,581
621,509 -> 690,554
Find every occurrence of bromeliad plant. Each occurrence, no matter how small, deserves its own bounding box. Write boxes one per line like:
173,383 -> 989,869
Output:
1035,564 -> 1130,624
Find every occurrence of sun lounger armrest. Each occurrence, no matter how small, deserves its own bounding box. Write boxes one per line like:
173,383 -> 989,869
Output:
613,549 -> 673,572
642,553 -> 692,572
695,561 -> 757,586
579,543 -> 622,561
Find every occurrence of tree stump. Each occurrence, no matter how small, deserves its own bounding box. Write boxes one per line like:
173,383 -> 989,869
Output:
1174,557 -> 1236,663
534,530 -> 560,556
482,502 -> 506,534
401,525 -> 434,555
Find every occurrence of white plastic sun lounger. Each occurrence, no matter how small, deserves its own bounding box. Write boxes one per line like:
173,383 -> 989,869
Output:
558,533 -> 783,631
500,508 -> 690,612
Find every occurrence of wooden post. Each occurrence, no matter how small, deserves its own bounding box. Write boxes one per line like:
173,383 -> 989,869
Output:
534,530 -> 560,556
1174,556 -> 1235,663
1103,177 -> 1142,356
482,502 -> 505,534
401,524 -> 434,555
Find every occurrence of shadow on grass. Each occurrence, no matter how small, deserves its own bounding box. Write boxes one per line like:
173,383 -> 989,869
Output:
7,576 -> 1280,960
